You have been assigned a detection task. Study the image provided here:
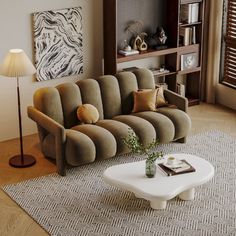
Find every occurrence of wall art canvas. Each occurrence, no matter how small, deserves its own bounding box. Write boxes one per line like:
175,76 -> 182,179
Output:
33,7 -> 83,81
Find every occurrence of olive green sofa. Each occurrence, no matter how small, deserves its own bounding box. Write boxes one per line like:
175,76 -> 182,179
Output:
28,68 -> 191,176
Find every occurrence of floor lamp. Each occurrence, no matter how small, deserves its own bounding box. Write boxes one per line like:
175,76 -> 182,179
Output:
0,49 -> 37,167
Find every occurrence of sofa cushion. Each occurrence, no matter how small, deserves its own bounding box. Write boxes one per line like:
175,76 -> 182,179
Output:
72,124 -> 116,160
132,111 -> 175,143
34,87 -> 64,126
132,89 -> 157,112
66,130 -> 96,166
56,83 -> 82,129
97,75 -> 122,119
156,86 -> 168,107
96,119 -> 130,155
116,71 -> 138,115
132,68 -> 155,89
157,107 -> 191,140
76,79 -> 104,120
42,131 -> 96,166
113,115 -> 156,146
77,104 -> 99,124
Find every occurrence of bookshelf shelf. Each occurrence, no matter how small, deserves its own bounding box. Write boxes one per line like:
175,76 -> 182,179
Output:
117,48 -> 177,63
178,66 -> 201,75
153,71 -> 177,77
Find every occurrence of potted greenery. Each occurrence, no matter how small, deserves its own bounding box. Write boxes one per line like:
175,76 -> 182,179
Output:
123,129 -> 163,178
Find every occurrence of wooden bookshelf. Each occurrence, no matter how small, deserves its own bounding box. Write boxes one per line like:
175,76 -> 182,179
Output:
103,0 -> 206,106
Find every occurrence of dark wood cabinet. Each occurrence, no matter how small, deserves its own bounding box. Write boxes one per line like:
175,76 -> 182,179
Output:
103,0 -> 206,106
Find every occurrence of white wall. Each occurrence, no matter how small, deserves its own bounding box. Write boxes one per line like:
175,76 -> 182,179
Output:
0,0 -> 103,141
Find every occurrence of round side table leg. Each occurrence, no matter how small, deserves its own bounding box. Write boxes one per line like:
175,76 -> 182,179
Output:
179,188 -> 195,200
150,200 -> 167,210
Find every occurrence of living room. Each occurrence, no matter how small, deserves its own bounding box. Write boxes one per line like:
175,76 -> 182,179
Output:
0,0 -> 236,235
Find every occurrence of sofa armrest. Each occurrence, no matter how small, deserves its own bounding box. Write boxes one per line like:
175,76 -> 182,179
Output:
164,89 -> 188,112
27,106 -> 66,176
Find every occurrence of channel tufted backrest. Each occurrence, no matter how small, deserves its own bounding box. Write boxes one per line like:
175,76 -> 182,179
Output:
34,87 -> 64,126
133,68 -> 155,89
76,79 -> 104,120
56,83 -> 82,129
33,87 -> 64,140
115,68 -> 156,114
33,68 -> 156,137
96,75 -> 122,119
115,71 -> 138,114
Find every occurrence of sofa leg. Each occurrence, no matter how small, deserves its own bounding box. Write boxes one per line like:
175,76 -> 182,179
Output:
177,137 -> 187,143
57,166 -> 66,176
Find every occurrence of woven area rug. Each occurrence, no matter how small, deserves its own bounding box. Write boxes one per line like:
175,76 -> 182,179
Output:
2,131 -> 236,236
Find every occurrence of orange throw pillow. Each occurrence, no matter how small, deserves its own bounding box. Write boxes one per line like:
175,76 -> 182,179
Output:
132,89 -> 157,113
156,86 -> 167,107
77,104 -> 99,124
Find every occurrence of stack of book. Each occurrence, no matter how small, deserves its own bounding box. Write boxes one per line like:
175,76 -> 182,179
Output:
158,159 -> 195,176
118,49 -> 139,56
179,26 -> 196,46
180,3 -> 199,24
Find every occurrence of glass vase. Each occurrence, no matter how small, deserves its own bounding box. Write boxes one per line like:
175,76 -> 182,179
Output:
145,159 -> 156,178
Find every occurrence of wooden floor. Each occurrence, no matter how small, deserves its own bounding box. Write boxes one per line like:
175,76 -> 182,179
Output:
0,103 -> 235,236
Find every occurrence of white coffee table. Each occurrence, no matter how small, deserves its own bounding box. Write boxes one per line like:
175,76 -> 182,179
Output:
103,153 -> 214,210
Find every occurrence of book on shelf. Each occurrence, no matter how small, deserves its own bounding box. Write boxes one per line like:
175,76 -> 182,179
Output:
122,66 -> 139,72
191,3 -> 200,23
177,83 -> 185,97
179,27 -> 191,46
158,160 -> 196,176
192,26 -> 196,44
118,49 -> 139,56
180,3 -> 199,24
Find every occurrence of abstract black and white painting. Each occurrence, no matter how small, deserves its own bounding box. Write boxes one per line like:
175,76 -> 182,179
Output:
33,7 -> 83,81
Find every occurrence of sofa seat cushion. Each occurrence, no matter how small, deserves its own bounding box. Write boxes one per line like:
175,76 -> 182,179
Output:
71,124 -> 116,160
157,107 -> 191,140
42,134 -> 56,159
112,115 -> 156,146
65,130 -> 96,166
42,131 -> 96,166
132,111 -> 175,143
96,119 -> 131,155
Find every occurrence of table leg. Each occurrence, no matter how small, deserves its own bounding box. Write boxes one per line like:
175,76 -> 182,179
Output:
150,200 -> 167,210
134,193 -> 143,199
179,188 -> 195,200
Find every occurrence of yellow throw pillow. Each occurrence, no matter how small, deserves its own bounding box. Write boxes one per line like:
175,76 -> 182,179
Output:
156,86 -> 167,107
77,104 -> 99,124
132,89 -> 157,113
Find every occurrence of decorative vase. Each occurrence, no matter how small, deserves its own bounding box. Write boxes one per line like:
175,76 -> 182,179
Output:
145,159 -> 156,178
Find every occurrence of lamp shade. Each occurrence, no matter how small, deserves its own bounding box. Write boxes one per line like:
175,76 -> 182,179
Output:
0,49 -> 36,77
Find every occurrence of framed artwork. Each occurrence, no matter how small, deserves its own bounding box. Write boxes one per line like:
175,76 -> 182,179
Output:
33,7 -> 83,81
180,52 -> 198,71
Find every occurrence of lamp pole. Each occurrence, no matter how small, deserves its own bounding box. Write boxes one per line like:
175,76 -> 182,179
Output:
16,76 -> 24,163
8,76 -> 36,167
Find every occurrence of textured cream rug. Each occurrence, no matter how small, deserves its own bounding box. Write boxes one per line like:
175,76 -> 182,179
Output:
2,131 -> 236,236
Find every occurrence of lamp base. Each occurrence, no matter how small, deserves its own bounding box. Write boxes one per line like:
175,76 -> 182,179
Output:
9,155 -> 36,168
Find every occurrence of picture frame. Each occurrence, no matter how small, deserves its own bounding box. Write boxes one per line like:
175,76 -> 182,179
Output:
33,7 -> 83,81
181,52 -> 198,71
